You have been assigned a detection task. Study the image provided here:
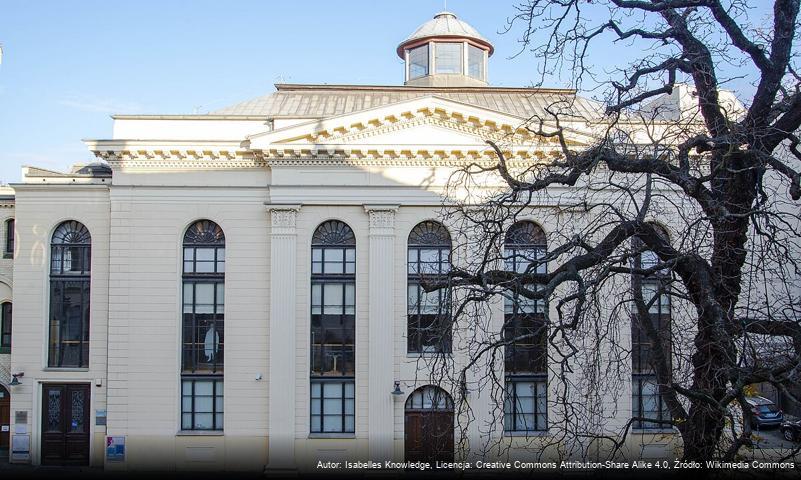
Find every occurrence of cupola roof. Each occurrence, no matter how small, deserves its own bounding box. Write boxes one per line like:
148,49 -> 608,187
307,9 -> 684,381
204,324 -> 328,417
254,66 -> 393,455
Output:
397,11 -> 493,58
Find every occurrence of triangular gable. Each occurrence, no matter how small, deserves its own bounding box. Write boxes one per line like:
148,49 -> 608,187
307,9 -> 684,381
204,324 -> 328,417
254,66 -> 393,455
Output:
247,96 -> 595,151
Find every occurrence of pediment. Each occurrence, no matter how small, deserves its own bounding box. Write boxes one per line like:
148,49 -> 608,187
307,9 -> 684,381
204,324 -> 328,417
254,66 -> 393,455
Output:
248,96 -> 595,155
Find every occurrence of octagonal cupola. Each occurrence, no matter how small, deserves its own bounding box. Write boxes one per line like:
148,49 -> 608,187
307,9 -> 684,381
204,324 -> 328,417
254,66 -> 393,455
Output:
398,11 -> 493,87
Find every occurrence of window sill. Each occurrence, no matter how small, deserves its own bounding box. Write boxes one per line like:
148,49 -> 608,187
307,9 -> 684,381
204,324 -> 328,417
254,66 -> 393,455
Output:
630,428 -> 677,435
503,430 -> 549,437
406,352 -> 452,358
308,433 -> 356,439
176,430 -> 224,436
41,367 -> 90,372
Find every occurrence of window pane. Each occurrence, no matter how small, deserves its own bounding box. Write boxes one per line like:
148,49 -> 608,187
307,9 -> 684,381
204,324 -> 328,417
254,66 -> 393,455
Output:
181,378 -> 223,431
468,45 -> 484,80
323,415 -> 341,432
435,43 -> 462,74
311,284 -> 322,314
409,44 -> 429,79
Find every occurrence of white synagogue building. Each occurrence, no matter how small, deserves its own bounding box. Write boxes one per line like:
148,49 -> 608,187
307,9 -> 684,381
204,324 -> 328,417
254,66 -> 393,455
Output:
0,11 -> 687,471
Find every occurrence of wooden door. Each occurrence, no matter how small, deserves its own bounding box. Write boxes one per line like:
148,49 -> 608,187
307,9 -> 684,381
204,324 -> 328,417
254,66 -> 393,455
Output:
41,384 -> 90,465
0,385 -> 9,450
404,411 -> 454,464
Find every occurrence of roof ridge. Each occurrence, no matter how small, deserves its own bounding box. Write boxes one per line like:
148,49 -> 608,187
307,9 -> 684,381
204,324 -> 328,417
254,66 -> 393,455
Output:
273,83 -> 577,95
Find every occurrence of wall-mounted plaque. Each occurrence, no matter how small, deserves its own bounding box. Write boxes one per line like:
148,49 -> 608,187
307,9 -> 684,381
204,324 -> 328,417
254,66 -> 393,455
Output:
11,434 -> 30,462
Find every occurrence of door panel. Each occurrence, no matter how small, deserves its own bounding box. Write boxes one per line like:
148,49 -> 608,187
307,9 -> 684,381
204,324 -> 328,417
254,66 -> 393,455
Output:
404,411 -> 454,464
41,384 -> 90,466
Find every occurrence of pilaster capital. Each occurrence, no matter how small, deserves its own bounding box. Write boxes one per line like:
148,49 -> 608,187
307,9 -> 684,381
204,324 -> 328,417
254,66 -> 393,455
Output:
266,204 -> 302,235
364,204 -> 399,235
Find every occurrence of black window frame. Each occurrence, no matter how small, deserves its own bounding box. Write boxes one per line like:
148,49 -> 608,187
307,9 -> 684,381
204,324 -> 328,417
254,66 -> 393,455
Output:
181,376 -> 224,431
502,221 -> 549,432
48,220 -> 91,368
4,218 -> 14,258
181,220 -> 225,375
630,228 -> 673,430
504,376 -> 548,432
0,301 -> 10,352
310,378 -> 355,434
310,220 -> 356,434
407,221 -> 452,354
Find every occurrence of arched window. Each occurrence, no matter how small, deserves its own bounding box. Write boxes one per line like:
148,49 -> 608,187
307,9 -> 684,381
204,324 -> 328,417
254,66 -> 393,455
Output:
310,220 -> 356,433
0,302 -> 10,352
631,224 -> 672,430
502,221 -> 548,432
48,221 -> 91,368
181,220 -> 225,431
405,385 -> 454,411
407,221 -> 452,354
4,218 -> 13,258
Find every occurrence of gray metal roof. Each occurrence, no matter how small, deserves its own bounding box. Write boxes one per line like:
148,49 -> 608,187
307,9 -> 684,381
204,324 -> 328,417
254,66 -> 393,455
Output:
398,11 -> 492,54
211,84 -> 603,121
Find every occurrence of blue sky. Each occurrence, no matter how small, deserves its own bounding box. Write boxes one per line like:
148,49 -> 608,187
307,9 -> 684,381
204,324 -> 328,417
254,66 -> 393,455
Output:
0,1 -> 768,183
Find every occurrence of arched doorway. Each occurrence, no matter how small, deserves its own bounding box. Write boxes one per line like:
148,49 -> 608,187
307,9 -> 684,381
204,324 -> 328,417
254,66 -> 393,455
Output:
404,385 -> 454,463
0,385 -> 9,453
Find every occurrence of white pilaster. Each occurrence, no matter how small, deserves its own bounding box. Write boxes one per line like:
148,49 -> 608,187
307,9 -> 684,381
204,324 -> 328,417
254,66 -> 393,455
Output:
364,205 -> 398,461
266,204 -> 301,470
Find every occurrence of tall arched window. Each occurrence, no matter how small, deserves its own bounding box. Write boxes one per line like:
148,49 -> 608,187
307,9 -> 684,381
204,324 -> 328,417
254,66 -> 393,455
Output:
502,221 -> 548,432
4,218 -> 14,258
310,220 -> 356,433
631,224 -> 672,430
407,221 -> 452,354
181,220 -> 225,431
48,220 -> 91,368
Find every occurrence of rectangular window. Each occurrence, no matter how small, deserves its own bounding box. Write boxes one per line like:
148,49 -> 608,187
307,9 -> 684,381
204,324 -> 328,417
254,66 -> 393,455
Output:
48,280 -> 90,368
51,245 -> 91,275
503,309 -> 547,374
181,377 -> 224,431
183,246 -> 225,274
310,380 -> 355,434
435,42 -> 463,74
182,281 -> 225,373
468,45 -> 485,80
407,282 -> 451,353
632,375 -> 670,430
408,44 -> 429,79
631,274 -> 671,429
504,378 -> 547,432
0,302 -> 10,351
311,281 -> 355,375
4,219 -> 13,258
311,247 -> 355,275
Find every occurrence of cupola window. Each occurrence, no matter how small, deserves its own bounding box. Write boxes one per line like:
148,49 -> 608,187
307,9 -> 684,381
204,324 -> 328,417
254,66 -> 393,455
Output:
435,42 -> 463,74
468,44 -> 485,80
409,44 -> 429,80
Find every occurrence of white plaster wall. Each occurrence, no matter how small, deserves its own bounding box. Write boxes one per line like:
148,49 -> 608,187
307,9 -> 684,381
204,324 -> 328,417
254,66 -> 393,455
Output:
9,185 -> 110,466
105,182 -> 270,471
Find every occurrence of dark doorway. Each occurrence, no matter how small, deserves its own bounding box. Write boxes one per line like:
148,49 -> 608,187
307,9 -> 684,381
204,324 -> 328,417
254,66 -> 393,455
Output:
41,383 -> 90,466
404,385 -> 454,463
0,385 -> 9,453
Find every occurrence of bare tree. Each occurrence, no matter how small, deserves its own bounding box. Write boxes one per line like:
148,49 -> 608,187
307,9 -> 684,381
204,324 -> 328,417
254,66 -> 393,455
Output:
421,0 -> 801,463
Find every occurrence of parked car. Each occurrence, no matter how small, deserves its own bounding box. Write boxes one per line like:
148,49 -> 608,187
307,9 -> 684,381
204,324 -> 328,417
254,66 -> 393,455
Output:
745,396 -> 784,429
780,419 -> 801,442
